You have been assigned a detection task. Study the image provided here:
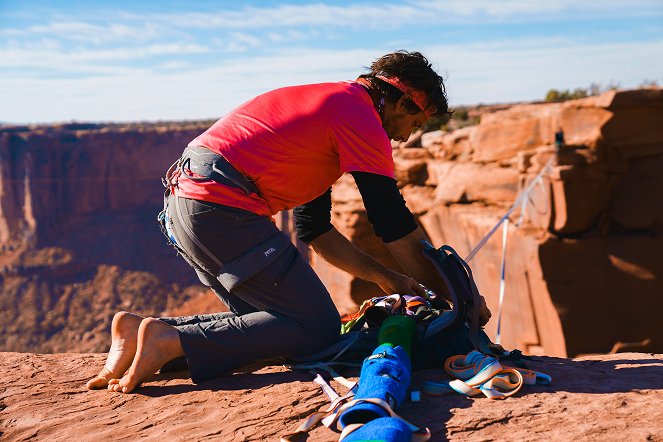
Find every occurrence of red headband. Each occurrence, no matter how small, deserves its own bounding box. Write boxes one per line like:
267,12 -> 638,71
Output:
376,75 -> 434,118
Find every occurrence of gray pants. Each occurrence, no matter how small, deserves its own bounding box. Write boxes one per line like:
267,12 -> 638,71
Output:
160,194 -> 340,382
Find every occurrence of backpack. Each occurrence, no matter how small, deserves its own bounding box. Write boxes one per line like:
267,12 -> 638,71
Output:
288,241 -> 523,370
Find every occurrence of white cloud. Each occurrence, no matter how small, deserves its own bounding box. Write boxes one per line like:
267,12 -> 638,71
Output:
211,32 -> 263,52
1,19 -> 165,44
413,0 -> 663,20
6,0 -> 660,49
3,39 -> 662,123
425,38 -> 663,104
1,1 -> 661,123
1,43 -> 210,72
123,1 -> 663,31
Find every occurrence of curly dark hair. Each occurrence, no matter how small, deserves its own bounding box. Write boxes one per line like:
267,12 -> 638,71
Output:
360,50 -> 450,118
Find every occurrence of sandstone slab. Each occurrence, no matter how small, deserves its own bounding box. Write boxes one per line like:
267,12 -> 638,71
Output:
0,352 -> 661,441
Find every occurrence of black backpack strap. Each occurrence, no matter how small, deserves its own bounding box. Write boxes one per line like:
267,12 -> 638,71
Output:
421,241 -> 493,355
443,245 -> 493,355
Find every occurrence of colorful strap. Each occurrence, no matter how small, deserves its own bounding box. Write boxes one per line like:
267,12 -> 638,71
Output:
424,351 -> 551,400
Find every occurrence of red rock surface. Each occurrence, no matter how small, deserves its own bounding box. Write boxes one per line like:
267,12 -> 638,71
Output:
0,352 -> 661,441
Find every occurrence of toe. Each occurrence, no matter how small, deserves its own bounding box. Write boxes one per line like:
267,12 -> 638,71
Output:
119,377 -> 136,394
86,377 -> 107,390
107,379 -> 121,391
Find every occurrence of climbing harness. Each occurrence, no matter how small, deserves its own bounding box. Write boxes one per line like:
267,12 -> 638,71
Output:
423,350 -> 551,399
340,293 -> 444,334
178,145 -> 259,196
157,146 -> 290,292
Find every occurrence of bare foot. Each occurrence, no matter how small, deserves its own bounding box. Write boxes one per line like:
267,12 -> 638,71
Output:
86,311 -> 143,390
107,317 -> 184,394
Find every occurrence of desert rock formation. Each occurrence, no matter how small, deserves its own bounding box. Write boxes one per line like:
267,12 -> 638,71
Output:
0,122 -> 224,352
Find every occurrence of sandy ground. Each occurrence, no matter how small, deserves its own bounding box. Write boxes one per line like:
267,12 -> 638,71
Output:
0,352 -> 661,441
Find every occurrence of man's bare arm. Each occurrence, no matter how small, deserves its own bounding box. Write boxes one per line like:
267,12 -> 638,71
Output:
383,227 -> 448,296
309,227 -> 427,297
384,227 -> 491,325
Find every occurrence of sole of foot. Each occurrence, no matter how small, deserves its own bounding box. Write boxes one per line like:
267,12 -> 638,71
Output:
86,311 -> 143,390
107,317 -> 183,394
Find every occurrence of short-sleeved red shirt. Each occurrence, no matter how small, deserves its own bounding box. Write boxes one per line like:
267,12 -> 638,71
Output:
176,81 -> 394,216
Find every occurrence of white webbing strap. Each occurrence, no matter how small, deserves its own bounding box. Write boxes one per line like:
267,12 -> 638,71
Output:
281,386 -> 431,441
423,351 -> 551,400
313,371 -> 341,401
495,218 -> 509,345
333,398 -> 431,442
286,362 -> 359,391
280,388 -> 356,441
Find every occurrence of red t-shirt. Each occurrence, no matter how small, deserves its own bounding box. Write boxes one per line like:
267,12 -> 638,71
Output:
176,81 -> 394,217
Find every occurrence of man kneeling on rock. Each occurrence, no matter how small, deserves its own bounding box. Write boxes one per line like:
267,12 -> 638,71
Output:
87,50 -> 491,393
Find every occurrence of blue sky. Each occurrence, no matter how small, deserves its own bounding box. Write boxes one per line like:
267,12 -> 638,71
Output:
1,0 -> 662,123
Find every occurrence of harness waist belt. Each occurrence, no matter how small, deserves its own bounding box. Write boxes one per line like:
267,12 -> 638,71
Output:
181,145 -> 259,195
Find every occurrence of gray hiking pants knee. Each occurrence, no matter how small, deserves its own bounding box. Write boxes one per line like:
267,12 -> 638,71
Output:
160,194 -> 340,382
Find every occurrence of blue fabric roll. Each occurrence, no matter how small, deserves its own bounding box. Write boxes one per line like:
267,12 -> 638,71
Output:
339,344 -> 411,428
342,416 -> 412,442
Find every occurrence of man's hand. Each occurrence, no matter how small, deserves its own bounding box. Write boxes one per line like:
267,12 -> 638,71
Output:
383,228 -> 450,299
375,270 -> 428,298
311,228 -> 432,299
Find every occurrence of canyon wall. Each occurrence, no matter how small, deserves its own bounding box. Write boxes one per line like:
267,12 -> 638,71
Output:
0,122 -> 222,352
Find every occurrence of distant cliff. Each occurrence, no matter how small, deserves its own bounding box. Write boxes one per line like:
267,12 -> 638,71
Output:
0,122 -> 219,352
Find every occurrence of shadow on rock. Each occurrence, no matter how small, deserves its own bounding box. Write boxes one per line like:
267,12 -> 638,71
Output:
523,354 -> 663,393
137,368 -> 315,397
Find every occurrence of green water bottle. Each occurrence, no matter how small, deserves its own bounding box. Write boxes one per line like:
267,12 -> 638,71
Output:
378,315 -> 417,357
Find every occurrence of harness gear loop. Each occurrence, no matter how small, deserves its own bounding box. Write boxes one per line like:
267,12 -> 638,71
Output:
162,157 -> 181,195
